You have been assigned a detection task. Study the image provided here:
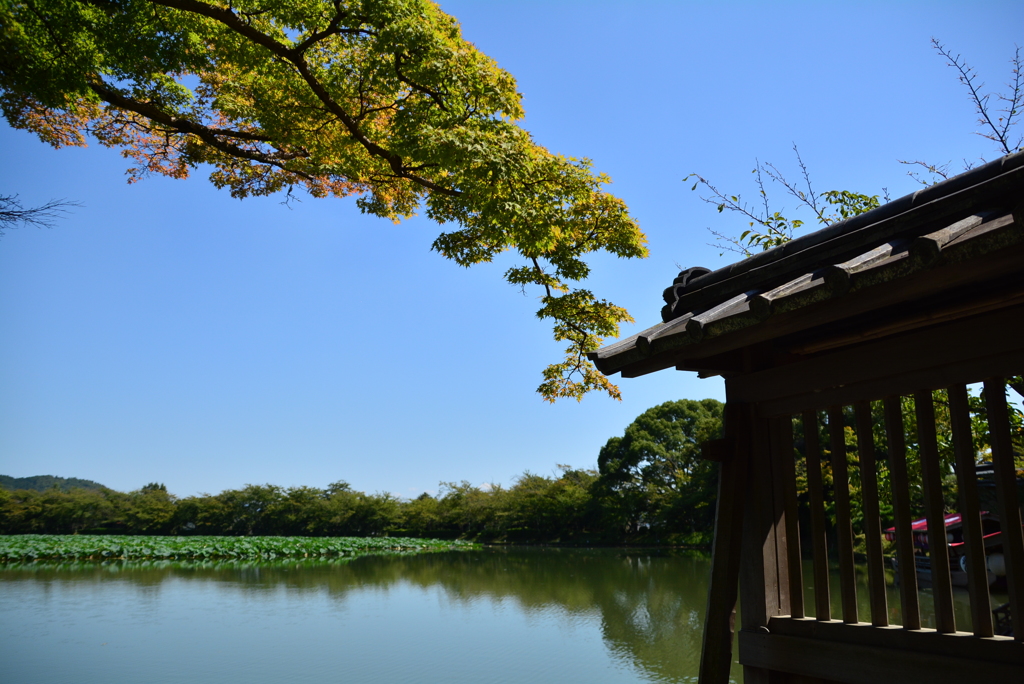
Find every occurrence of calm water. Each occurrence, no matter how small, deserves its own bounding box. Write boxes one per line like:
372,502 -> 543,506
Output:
1,547 -> 1005,684
0,548 -> 739,684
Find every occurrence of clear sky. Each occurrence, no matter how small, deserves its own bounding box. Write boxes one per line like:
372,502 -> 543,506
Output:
2,1 -> 1021,498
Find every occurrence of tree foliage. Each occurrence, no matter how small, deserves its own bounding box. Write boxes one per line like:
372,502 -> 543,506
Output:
596,399 -> 723,541
0,0 -> 648,400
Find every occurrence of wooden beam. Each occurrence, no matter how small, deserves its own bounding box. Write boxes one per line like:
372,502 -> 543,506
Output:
774,415 -> 804,619
739,625 -> 1024,684
730,303 -> 1024,408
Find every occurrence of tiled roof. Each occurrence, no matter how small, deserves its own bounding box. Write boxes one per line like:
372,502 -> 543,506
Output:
590,151 -> 1024,378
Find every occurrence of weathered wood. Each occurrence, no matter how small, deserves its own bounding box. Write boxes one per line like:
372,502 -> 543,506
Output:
730,303 -> 1024,407
770,415 -> 793,617
602,226 -> 1024,379
914,390 -> 956,633
776,414 -> 804,619
766,616 -> 1024,663
738,629 -> 1024,684
984,378 -> 1024,642
701,437 -> 732,463
947,383 -> 994,637
854,401 -> 888,627
668,156 -> 1024,317
740,412 -> 782,629
802,411 -> 831,621
755,347 -> 1024,418
698,403 -> 750,684
884,396 -> 921,630
909,213 -> 986,267
827,406 -> 858,624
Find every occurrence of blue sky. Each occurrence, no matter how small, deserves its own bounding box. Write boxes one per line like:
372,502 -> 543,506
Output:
2,1 -> 1021,498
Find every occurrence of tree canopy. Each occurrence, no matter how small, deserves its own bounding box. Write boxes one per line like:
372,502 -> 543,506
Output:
0,0 -> 648,400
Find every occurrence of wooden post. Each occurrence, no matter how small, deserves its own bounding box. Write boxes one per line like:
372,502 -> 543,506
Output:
984,378 -> 1024,641
915,390 -> 956,633
829,405 -> 859,624
775,414 -> 804,619
948,383 -> 993,637
884,395 -> 921,630
698,402 -> 749,684
803,410 -> 831,621
855,400 -> 889,627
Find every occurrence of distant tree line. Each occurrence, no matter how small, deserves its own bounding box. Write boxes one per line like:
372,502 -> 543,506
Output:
0,400 -> 725,546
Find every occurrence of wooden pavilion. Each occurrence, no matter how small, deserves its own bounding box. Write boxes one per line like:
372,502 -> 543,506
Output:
590,151 -> 1024,683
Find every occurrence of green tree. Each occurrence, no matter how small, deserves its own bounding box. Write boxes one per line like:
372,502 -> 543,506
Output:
0,0 -> 648,401
596,399 -> 723,540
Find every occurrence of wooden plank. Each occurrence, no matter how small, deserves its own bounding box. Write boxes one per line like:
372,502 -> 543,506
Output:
698,402 -> 750,684
767,615 -> 1024,664
730,304 -> 1024,407
769,415 -> 793,617
884,396 -> 921,630
740,412 -> 782,629
828,406 -> 858,624
948,383 -> 994,637
739,412 -> 782,684
914,390 -> 957,633
803,411 -> 831,621
756,346 -> 1024,418
738,630 -> 1024,684
776,414 -> 805,619
984,378 -> 1024,642
854,400 -> 888,626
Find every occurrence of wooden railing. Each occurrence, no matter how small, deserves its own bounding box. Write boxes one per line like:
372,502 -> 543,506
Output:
733,378 -> 1024,683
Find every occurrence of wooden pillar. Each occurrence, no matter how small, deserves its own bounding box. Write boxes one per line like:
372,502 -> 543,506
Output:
698,401 -> 750,684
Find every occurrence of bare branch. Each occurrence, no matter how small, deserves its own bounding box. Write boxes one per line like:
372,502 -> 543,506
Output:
0,194 -> 82,237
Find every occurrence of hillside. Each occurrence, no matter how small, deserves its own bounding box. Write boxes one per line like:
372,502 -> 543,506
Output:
0,474 -> 108,493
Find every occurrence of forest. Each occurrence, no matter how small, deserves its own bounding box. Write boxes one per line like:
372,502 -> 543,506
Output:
4,389 -> 1022,548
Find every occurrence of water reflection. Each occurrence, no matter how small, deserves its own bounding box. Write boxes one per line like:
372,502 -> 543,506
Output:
1,548 -> 742,684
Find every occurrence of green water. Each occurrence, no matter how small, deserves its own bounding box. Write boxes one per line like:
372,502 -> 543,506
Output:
0,547 -> 741,684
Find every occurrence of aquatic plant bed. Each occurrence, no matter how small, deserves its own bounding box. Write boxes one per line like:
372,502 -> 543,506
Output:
0,535 -> 477,562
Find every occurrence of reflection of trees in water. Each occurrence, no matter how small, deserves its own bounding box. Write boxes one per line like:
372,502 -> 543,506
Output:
6,549 -> 722,683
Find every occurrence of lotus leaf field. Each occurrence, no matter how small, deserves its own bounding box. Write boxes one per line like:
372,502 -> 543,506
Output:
0,535 -> 477,562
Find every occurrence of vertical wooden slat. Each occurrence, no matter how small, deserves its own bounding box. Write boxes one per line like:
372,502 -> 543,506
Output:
984,378 -> 1024,641
802,410 -> 831,621
698,403 -> 750,684
914,390 -> 956,633
828,405 -> 858,624
777,414 -> 804,619
740,412 -> 782,630
855,400 -> 888,627
769,415 -> 792,616
948,383 -> 993,637
884,395 -> 921,630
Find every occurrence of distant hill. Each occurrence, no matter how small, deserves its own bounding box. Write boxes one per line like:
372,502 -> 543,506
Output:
0,474 -> 108,492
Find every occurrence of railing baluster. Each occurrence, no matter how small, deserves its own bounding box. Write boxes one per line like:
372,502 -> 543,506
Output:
855,400 -> 888,627
884,395 -> 921,630
828,405 -> 858,623
984,378 -> 1024,641
776,414 -> 803,618
914,390 -> 956,633
948,383 -> 993,637
803,410 -> 830,621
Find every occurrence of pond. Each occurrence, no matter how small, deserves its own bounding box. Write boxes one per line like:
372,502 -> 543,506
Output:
0,547 -> 1006,684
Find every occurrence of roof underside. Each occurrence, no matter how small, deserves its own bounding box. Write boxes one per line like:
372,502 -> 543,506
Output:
591,151 -> 1024,379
